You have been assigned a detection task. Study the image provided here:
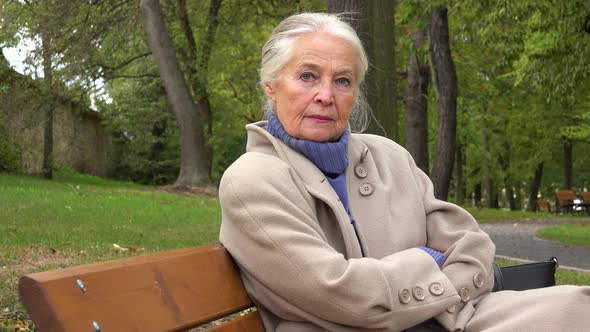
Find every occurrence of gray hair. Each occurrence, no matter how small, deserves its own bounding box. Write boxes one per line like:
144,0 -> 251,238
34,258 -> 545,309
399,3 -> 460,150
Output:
260,12 -> 370,132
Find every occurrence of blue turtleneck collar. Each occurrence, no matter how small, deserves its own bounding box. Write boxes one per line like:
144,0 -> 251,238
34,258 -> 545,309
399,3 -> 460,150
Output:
265,111 -> 349,175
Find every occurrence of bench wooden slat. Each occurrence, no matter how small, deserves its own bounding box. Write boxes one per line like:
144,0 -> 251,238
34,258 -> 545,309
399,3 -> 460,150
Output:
19,243 -> 262,332
205,311 -> 265,332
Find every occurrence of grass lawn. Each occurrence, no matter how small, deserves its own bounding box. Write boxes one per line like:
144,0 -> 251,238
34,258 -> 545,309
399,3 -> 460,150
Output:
537,224 -> 590,247
0,171 -> 221,316
465,207 -> 586,222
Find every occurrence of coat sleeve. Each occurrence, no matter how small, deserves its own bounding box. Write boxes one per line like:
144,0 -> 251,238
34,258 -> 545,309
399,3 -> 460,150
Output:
219,152 -> 461,331
410,154 -> 496,331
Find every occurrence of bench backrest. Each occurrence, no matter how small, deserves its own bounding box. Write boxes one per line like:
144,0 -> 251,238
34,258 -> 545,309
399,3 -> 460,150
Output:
554,189 -> 576,206
535,200 -> 551,213
19,243 -> 264,332
581,192 -> 590,204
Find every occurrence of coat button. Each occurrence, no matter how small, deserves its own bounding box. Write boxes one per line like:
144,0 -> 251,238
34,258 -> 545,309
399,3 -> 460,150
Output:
359,183 -> 374,196
429,282 -> 444,296
473,273 -> 484,288
447,305 -> 456,313
460,287 -> 471,303
412,286 -> 425,301
354,165 -> 368,178
398,288 -> 411,304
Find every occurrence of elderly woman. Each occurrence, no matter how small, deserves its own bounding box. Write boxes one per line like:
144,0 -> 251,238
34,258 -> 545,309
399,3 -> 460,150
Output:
219,13 -> 589,332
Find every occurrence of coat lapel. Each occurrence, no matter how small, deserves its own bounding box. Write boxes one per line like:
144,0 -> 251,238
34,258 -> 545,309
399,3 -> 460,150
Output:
245,122 -> 362,258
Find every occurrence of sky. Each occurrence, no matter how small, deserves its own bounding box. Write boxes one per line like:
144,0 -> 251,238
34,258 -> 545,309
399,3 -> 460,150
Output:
2,37 -> 42,77
2,39 -> 108,108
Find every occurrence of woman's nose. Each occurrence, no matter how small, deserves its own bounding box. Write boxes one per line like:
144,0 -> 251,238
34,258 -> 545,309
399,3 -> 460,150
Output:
313,81 -> 334,105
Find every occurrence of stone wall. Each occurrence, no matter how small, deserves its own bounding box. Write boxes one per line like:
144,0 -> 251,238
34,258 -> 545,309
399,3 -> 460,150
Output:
0,63 -> 108,176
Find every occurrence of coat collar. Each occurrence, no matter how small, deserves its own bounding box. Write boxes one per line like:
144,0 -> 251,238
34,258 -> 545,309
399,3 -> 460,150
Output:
245,121 -> 367,193
245,121 -> 368,258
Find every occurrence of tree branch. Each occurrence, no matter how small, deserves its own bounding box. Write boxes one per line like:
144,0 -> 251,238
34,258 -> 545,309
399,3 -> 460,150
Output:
104,73 -> 160,81
101,51 -> 152,72
198,0 -> 222,85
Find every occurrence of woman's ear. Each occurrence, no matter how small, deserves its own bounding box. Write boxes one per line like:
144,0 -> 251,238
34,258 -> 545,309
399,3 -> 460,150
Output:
263,83 -> 276,102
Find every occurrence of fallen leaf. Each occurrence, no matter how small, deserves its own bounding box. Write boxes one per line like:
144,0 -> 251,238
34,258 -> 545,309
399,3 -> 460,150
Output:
112,243 -> 144,253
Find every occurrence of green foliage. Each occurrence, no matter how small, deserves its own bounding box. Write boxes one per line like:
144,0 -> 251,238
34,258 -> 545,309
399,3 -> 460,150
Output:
0,122 -> 20,173
101,75 -> 181,185
3,0 -> 588,197
397,0 -> 590,207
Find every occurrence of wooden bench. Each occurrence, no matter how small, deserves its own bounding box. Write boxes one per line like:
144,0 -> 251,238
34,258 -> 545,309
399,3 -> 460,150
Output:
553,189 -> 577,214
535,200 -> 552,213
581,192 -> 590,215
18,243 -> 264,332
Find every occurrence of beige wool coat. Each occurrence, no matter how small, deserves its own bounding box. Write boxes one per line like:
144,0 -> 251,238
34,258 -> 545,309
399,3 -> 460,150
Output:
219,121 -> 496,331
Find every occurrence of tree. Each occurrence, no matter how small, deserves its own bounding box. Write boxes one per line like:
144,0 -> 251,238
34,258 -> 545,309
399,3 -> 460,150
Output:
527,161 -> 544,211
327,0 -> 397,140
402,27 -> 429,174
140,0 -> 211,188
429,7 -> 457,201
40,18 -> 54,179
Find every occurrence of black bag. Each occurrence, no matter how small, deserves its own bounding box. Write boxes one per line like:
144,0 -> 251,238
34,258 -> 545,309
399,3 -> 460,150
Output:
492,257 -> 558,292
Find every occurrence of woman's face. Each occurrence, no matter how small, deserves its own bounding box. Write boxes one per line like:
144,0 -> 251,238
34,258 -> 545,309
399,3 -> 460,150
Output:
264,32 -> 358,142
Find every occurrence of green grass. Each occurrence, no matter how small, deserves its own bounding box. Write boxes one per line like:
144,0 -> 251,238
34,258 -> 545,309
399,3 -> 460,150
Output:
0,171 -> 221,313
466,207 -> 585,222
536,224 -> 590,247
52,166 -> 145,189
0,171 -> 220,252
495,258 -> 590,286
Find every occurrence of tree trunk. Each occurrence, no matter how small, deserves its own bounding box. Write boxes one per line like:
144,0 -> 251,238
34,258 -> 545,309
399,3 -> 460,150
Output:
41,28 -> 54,179
527,161 -> 544,211
327,0 -> 360,13
485,176 -> 494,208
429,7 -> 458,201
483,123 -> 493,208
454,143 -> 464,205
563,138 -> 573,189
499,142 -> 516,210
177,0 -> 221,176
506,185 -> 516,211
492,190 -> 499,208
140,0 -> 210,187
474,182 -> 482,207
327,0 -> 397,140
403,27 -> 429,174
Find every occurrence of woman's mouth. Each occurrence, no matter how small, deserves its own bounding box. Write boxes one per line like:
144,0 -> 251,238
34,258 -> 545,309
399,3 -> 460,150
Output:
307,114 -> 333,122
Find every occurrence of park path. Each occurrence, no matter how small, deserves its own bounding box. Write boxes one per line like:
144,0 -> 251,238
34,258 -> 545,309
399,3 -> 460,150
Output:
480,219 -> 590,271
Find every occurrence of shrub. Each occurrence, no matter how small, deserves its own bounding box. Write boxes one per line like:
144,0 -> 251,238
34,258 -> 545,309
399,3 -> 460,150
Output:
0,123 -> 21,173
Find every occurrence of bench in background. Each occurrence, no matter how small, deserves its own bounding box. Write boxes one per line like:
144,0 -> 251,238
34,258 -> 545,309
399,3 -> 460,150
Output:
554,189 -> 577,214
535,200 -> 552,213
581,192 -> 590,215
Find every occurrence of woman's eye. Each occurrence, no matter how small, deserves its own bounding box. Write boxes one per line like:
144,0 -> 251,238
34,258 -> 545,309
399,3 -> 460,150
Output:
336,77 -> 351,86
300,72 -> 315,81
